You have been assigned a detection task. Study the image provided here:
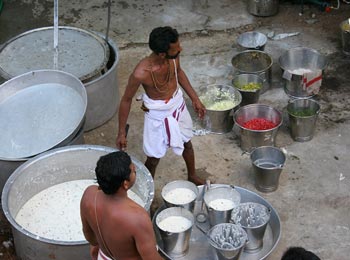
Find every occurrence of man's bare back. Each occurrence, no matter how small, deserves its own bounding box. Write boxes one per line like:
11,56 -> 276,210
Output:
80,152 -> 162,260
81,186 -> 158,260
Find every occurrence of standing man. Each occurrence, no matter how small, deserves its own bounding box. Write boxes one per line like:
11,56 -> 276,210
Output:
116,26 -> 206,185
80,151 -> 163,260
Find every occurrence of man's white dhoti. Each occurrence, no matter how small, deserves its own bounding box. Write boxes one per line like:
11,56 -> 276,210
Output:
98,249 -> 113,260
142,88 -> 193,158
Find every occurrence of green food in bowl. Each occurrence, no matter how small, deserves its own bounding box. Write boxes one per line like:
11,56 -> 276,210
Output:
342,23 -> 350,32
237,82 -> 262,92
288,108 -> 317,117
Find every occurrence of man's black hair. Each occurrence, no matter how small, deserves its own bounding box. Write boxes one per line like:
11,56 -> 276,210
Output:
149,26 -> 179,54
95,151 -> 132,195
281,247 -> 321,260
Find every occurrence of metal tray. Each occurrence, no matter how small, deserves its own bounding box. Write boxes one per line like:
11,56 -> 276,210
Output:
153,185 -> 281,260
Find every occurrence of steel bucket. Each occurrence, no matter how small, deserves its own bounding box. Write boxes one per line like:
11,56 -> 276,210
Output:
340,19 -> 350,55
287,98 -> 320,142
231,50 -> 273,93
250,146 -> 286,192
156,207 -> 194,258
161,180 -> 199,212
279,47 -> 327,98
208,223 -> 247,260
1,145 -> 154,259
231,202 -> 271,252
232,74 -> 263,106
234,104 -> 282,152
204,186 -> 241,227
198,84 -> 242,134
247,0 -> 279,17
237,31 -> 267,51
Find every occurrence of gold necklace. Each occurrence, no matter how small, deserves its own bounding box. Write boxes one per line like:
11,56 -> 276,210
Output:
150,60 -> 171,93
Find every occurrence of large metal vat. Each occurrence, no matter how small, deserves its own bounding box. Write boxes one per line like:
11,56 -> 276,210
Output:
0,26 -> 119,131
1,145 -> 154,260
0,69 -> 87,194
84,35 -> 119,130
0,122 -> 85,194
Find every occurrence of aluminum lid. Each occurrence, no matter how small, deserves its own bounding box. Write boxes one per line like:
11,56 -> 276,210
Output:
0,70 -> 87,159
0,26 -> 109,82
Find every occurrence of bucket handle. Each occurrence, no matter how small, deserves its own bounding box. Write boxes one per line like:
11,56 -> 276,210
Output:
258,72 -> 267,83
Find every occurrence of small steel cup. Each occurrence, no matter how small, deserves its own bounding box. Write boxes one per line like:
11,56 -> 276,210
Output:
204,186 -> 241,227
208,223 -> 248,260
156,207 -> 194,258
161,180 -> 199,212
231,202 -> 271,252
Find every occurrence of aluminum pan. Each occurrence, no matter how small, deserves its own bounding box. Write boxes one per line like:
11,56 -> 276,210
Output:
1,145 -> 154,247
153,184 -> 281,260
0,70 -> 87,159
0,26 -> 110,82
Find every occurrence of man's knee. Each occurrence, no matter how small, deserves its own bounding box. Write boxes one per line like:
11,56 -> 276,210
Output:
184,141 -> 193,150
146,157 -> 160,167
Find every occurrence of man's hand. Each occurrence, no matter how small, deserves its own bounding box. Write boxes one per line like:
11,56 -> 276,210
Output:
192,99 -> 206,120
116,133 -> 128,151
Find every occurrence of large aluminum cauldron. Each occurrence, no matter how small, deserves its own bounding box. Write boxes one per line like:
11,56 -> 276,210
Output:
1,145 -> 154,260
0,122 -> 85,196
0,69 -> 87,194
0,26 -> 119,131
84,34 -> 119,130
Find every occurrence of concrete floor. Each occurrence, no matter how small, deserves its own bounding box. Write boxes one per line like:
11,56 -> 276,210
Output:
0,0 -> 350,259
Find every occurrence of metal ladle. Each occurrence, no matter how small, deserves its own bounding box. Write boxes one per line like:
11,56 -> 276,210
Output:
196,180 -> 211,223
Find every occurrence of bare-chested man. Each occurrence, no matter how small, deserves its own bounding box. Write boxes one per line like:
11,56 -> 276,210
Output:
80,151 -> 163,260
116,26 -> 206,185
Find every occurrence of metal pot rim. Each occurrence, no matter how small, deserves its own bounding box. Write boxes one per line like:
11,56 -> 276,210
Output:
1,144 -> 154,245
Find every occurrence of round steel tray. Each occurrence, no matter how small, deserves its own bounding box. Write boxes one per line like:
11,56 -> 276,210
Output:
152,185 -> 281,260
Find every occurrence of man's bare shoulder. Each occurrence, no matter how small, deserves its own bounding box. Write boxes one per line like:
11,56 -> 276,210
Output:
81,185 -> 98,202
133,57 -> 151,81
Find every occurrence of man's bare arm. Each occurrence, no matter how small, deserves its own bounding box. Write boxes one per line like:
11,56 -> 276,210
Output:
116,73 -> 141,149
133,212 -> 163,260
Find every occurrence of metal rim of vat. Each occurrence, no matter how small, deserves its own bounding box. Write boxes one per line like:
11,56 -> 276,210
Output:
1,144 -> 154,246
0,69 -> 87,160
0,26 -> 110,83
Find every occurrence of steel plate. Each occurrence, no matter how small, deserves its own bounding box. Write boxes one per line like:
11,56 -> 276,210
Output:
0,70 -> 87,159
153,185 -> 281,260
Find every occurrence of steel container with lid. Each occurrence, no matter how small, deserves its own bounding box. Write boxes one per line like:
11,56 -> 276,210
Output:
0,26 -> 119,130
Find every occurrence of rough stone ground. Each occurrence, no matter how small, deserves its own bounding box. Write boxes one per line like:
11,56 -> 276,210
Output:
0,1 -> 349,259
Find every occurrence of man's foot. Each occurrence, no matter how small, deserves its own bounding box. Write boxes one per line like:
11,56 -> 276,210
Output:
188,175 -> 206,185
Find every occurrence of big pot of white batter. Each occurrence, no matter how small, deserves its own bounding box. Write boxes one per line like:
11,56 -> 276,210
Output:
1,145 -> 154,259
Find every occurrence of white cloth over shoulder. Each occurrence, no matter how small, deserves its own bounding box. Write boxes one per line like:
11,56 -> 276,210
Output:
142,89 -> 193,158
98,249 -> 113,260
